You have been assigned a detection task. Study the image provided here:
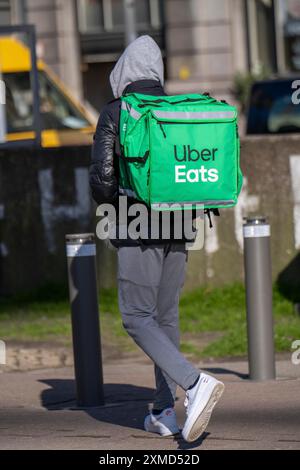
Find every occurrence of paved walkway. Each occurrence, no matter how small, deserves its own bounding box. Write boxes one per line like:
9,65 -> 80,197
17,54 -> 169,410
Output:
0,356 -> 299,450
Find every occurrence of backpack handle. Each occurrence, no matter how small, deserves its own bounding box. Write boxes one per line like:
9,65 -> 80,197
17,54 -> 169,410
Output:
137,96 -> 217,108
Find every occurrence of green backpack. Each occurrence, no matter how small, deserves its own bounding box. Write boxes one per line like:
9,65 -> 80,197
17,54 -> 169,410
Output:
119,92 -> 242,210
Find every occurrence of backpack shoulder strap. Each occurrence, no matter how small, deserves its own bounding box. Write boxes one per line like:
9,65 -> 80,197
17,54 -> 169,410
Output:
204,209 -> 220,228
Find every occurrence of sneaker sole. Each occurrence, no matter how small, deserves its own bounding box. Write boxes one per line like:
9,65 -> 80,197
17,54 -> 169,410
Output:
145,425 -> 180,437
144,419 -> 180,437
184,382 -> 224,443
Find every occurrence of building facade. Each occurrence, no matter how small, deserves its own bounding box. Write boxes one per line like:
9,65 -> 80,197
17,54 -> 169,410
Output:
1,0 -> 300,110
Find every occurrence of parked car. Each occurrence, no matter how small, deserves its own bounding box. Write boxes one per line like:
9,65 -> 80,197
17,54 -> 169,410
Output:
246,77 -> 300,134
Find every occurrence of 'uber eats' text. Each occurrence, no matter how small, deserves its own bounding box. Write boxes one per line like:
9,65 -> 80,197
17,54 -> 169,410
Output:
173,144 -> 219,183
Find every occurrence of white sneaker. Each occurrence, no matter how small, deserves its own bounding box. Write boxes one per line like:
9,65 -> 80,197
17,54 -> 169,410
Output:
144,407 -> 180,437
182,373 -> 224,442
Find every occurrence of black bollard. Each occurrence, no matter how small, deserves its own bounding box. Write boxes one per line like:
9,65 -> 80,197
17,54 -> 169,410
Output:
66,233 -> 104,406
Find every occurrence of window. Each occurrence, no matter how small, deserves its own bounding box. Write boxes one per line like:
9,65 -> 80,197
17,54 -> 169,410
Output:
4,71 -> 90,133
280,0 -> 300,71
246,0 -> 277,73
77,0 -> 104,32
77,0 -> 161,33
0,0 -> 10,26
111,0 -> 151,29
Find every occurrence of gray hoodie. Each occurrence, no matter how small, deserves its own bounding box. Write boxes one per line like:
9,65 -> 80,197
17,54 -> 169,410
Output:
110,35 -> 164,99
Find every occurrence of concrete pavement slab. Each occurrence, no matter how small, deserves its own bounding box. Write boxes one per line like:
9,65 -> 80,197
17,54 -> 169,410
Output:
0,357 -> 299,450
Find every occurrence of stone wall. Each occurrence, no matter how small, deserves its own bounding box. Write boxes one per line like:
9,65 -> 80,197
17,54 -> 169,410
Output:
1,135 -> 300,296
0,145 -> 93,294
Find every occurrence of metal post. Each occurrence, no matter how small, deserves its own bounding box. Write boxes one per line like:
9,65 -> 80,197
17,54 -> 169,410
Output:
243,216 -> 276,381
66,233 -> 104,407
28,25 -> 42,148
123,0 -> 137,46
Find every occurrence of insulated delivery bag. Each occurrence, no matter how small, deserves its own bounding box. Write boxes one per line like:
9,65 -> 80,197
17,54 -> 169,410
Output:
119,93 -> 243,210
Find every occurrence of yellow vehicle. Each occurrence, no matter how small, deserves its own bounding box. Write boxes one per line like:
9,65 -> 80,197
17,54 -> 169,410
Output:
0,37 -> 95,148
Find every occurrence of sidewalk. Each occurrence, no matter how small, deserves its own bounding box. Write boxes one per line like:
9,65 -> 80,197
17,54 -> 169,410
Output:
0,356 -> 299,450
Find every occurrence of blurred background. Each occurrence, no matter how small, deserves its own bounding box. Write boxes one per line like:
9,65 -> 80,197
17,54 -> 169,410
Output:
0,0 -> 300,369
1,0 -> 300,114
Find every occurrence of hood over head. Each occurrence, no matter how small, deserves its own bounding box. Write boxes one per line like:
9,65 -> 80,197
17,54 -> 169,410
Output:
110,35 -> 164,99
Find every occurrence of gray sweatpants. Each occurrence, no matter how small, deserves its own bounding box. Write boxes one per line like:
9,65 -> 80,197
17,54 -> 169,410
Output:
117,243 -> 200,410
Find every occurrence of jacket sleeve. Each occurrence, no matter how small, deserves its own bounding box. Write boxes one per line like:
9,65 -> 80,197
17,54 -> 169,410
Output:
89,104 -> 118,205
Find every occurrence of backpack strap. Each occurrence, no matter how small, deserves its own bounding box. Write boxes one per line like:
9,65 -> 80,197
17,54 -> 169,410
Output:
205,208 -> 220,228
119,150 -> 149,163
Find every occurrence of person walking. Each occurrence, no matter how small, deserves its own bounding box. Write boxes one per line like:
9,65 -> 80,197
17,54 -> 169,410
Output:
89,35 -> 224,443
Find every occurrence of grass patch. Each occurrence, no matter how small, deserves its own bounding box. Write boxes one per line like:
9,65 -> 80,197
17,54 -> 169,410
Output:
0,282 -> 299,359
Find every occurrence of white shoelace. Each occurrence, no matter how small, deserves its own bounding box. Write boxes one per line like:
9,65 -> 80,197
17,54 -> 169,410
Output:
184,375 -> 206,414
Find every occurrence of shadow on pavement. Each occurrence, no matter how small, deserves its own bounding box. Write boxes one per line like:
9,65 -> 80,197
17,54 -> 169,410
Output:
174,431 -> 210,450
202,367 -> 249,380
40,379 -> 153,432
39,379 -> 209,449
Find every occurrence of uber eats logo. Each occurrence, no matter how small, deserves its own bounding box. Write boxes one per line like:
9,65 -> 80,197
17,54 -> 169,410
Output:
174,145 -> 219,183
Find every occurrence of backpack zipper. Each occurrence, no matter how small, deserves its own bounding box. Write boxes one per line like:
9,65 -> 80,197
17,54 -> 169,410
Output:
158,120 -> 195,139
158,119 -> 232,139
159,123 -> 167,138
